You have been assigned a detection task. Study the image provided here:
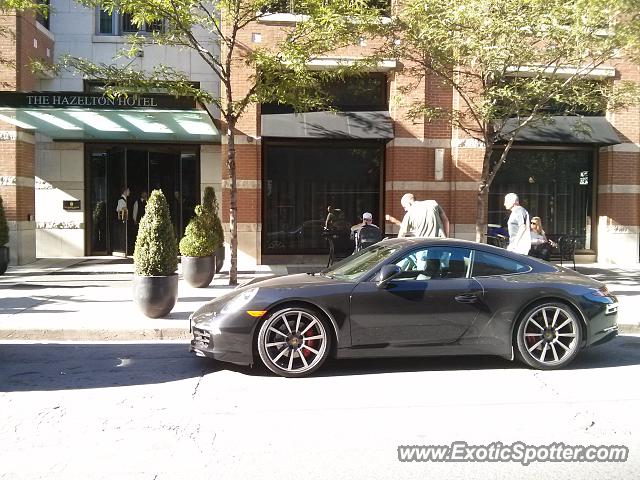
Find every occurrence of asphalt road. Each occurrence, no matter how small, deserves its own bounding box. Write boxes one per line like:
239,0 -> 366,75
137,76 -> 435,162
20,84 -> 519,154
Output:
1,336 -> 639,480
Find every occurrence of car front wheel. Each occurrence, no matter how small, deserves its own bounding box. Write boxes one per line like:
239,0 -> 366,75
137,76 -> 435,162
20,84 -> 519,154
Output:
257,307 -> 331,378
515,301 -> 583,370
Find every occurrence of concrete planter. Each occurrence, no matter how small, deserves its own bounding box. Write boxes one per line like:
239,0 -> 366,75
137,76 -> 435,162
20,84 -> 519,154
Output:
0,246 -> 8,275
182,255 -> 215,288
133,274 -> 178,318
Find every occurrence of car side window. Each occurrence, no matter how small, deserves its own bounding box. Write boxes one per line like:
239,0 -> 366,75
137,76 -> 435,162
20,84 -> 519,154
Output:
393,247 -> 472,281
472,251 -> 530,276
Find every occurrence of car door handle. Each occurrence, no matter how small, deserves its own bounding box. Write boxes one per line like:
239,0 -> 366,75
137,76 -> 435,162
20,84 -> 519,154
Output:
454,294 -> 479,304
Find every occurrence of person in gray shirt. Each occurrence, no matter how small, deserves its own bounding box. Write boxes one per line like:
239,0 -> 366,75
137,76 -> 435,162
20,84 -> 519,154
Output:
504,192 -> 531,254
397,193 -> 450,238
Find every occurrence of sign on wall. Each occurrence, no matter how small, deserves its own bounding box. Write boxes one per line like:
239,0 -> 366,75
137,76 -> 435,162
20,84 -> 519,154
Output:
0,92 -> 197,110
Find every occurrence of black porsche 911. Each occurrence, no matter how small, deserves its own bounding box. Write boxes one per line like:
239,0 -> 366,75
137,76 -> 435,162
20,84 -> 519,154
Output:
189,238 -> 619,377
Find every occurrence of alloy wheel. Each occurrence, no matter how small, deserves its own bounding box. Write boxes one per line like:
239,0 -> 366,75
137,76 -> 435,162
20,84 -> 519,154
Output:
258,308 -> 330,377
517,303 -> 582,369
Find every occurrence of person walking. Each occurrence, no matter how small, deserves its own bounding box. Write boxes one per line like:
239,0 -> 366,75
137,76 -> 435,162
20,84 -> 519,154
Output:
504,193 -> 531,254
397,193 -> 450,238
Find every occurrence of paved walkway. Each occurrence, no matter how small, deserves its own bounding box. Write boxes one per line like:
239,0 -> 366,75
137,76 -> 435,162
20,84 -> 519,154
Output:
0,258 -> 638,341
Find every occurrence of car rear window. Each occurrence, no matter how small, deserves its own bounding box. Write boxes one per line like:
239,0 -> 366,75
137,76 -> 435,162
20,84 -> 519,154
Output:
472,250 -> 531,276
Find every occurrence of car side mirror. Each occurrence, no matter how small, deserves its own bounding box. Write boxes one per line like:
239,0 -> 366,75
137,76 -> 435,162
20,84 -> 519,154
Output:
377,264 -> 401,289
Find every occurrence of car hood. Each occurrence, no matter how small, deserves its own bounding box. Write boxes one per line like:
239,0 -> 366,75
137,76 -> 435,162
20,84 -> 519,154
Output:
242,272 -> 350,290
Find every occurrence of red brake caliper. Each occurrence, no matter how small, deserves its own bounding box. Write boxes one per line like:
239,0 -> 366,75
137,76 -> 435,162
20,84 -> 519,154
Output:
302,327 -> 317,357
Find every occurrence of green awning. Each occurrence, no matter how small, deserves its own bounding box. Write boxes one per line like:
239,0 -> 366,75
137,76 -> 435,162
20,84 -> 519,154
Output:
0,92 -> 219,143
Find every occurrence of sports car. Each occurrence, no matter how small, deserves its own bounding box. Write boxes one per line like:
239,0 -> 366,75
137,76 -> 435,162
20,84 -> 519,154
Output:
189,238 -> 619,377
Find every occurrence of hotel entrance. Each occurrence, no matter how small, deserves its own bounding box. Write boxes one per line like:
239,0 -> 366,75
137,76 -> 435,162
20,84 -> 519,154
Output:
86,145 -> 200,256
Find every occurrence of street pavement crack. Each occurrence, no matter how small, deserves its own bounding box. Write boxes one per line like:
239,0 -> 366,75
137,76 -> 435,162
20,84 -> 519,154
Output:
192,367 -> 205,398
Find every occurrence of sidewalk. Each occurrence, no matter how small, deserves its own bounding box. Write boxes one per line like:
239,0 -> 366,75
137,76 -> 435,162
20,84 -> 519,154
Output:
0,258 -> 638,341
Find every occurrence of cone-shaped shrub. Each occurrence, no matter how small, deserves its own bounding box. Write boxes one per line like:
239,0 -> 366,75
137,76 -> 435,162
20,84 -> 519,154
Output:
134,189 -> 178,276
179,205 -> 216,257
0,195 -> 8,246
202,186 -> 224,250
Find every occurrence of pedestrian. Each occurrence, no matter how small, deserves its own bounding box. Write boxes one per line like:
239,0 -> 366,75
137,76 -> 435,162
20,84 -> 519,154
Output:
114,186 -> 130,254
529,216 -> 556,261
397,193 -> 450,238
354,212 -> 382,251
504,193 -> 531,254
116,186 -> 130,222
132,190 -> 148,225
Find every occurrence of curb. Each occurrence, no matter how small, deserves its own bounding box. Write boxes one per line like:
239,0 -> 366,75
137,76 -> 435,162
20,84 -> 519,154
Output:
0,325 -> 638,342
0,328 -> 191,341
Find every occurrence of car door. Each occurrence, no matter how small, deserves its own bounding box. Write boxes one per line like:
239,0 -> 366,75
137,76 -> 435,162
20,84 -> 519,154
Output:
349,246 -> 484,348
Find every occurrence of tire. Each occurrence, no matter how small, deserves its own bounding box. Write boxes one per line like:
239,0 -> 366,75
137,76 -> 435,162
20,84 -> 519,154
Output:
515,301 -> 583,370
257,306 -> 332,378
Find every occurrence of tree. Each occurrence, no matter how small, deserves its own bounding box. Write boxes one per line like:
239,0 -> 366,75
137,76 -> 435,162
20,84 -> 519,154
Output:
42,0 -> 383,284
381,0 -> 640,241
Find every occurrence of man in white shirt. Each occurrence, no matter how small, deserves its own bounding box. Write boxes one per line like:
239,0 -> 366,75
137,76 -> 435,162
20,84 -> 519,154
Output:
397,193 -> 450,238
504,192 -> 531,254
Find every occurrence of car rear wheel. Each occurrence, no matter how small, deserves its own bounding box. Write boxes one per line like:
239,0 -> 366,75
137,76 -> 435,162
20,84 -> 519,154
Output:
257,307 -> 331,378
515,302 -> 582,370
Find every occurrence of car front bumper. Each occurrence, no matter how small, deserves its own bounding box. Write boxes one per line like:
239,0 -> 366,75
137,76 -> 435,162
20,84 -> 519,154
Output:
189,313 -> 256,366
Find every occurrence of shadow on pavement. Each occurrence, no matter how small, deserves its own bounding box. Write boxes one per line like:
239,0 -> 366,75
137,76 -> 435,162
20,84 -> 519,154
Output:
0,342 -> 203,392
1,335 -> 637,391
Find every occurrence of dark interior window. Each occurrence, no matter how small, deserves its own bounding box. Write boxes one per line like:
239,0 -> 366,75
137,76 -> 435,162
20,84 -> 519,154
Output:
261,73 -> 387,114
263,141 -> 382,255
488,148 -> 594,250
472,251 -> 529,276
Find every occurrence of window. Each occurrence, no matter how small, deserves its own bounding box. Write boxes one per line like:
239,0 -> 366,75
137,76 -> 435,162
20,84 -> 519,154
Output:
36,0 -> 50,30
263,141 -> 382,255
472,251 -> 530,277
261,73 -> 387,114
488,148 -> 594,250
393,247 -> 472,281
262,0 -> 391,16
96,9 -> 164,35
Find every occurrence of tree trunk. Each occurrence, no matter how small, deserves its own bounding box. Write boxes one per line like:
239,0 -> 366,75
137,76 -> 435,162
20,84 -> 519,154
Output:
475,147 -> 494,243
226,120 -> 238,286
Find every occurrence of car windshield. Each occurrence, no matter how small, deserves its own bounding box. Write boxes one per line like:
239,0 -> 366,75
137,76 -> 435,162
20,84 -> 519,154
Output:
322,243 -> 403,281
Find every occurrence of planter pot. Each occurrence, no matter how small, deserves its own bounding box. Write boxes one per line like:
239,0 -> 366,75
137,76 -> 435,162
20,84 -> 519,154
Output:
133,274 -> 179,318
182,255 -> 215,288
215,245 -> 225,273
0,245 -> 8,275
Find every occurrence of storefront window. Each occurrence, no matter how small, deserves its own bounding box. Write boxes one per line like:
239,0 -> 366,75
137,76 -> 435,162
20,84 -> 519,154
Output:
263,141 -> 382,255
488,148 -> 595,250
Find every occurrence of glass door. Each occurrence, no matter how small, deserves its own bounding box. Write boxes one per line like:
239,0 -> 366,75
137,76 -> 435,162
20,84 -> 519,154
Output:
88,151 -> 108,254
107,147 -> 128,256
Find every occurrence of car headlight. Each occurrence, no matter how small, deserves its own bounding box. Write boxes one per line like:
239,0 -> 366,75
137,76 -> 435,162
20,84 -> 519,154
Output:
220,287 -> 259,314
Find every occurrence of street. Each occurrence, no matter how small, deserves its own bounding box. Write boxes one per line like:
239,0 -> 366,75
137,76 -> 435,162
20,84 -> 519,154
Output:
1,335 -> 639,479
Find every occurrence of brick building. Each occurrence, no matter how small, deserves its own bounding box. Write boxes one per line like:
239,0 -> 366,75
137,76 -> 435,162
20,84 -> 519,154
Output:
0,2 -> 638,267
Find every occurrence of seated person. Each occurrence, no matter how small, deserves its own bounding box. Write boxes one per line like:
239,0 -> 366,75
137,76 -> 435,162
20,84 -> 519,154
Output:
529,216 -> 555,261
355,212 -> 382,251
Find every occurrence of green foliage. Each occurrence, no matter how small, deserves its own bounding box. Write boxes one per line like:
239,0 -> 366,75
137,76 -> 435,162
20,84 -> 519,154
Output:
179,187 -> 224,257
134,189 -> 178,276
179,205 -> 217,257
388,0 -> 640,142
202,186 -> 224,250
0,194 -> 8,246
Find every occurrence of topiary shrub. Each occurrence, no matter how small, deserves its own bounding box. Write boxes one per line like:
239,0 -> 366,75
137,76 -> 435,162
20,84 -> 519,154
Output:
203,186 -> 224,250
179,204 -> 216,257
134,189 -> 178,276
0,194 -> 8,246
